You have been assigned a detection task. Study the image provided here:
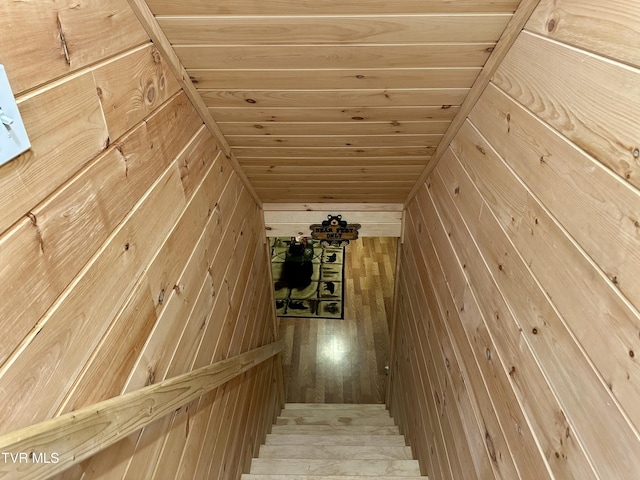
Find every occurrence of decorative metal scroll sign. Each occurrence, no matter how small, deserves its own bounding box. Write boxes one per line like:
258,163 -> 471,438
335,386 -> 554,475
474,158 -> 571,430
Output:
310,215 -> 361,247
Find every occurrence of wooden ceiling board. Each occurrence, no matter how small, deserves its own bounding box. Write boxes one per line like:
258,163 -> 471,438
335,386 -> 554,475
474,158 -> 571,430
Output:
144,0 -> 523,203
250,181 -> 420,189
189,68 -> 482,90
251,181 -> 416,188
226,135 -> 443,148
173,44 -> 495,69
158,15 -> 511,45
232,147 -> 435,158
208,106 -> 460,123
242,166 -> 424,176
217,121 -> 452,136
200,89 -> 469,108
255,191 -> 411,202
239,157 -> 431,167
146,0 -> 519,16
242,167 -> 429,179
257,186 -> 414,194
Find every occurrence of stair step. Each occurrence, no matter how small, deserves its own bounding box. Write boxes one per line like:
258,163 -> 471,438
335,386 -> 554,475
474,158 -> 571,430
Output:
271,425 -> 400,435
282,403 -> 388,411
242,476 -> 428,480
276,416 -> 395,426
247,404 -> 425,479
265,434 -> 406,446
250,459 -> 421,476
258,445 -> 413,459
280,408 -> 391,418
284,403 -> 387,410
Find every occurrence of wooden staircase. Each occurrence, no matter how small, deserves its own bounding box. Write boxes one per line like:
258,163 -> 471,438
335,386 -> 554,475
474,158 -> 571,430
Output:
241,403 -> 428,480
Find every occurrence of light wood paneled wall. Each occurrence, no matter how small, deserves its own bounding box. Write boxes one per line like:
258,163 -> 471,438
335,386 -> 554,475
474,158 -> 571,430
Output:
0,1 -> 280,479
389,1 -> 640,479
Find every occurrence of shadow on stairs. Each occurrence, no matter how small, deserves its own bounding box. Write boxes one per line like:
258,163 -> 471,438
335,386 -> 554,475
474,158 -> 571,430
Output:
242,403 -> 428,479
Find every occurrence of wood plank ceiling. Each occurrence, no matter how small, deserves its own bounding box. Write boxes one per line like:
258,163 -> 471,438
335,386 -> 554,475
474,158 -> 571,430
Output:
144,0 -> 522,203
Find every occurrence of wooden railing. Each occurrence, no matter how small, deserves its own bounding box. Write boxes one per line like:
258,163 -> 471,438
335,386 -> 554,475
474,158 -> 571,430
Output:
0,339 -> 284,479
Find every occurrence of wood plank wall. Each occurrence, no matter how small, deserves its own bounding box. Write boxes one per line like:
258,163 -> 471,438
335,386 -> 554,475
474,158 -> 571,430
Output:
0,1 -> 280,479
389,1 -> 640,479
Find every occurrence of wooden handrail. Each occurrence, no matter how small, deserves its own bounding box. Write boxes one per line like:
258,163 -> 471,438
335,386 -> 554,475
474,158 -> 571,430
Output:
0,339 -> 284,479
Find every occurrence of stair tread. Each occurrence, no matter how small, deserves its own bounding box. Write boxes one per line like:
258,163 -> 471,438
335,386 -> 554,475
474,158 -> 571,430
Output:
247,404 -> 424,478
271,425 -> 400,435
280,408 -> 391,418
276,416 -> 395,426
284,403 -> 387,410
265,434 -> 406,446
250,459 -> 421,476
259,445 -> 413,459
242,476 -> 428,479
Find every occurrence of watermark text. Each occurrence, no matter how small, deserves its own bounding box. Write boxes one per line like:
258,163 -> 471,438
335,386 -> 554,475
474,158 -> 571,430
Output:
1,452 -> 60,464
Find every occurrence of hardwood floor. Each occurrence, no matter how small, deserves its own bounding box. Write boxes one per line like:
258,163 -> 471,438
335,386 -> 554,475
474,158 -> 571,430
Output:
278,237 -> 397,404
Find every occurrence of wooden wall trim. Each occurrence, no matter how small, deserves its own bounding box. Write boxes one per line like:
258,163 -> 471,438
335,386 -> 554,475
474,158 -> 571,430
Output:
385,240 -> 403,408
403,0 -> 541,207
0,340 -> 284,480
263,203 -> 404,238
263,203 -> 403,212
124,0 -> 262,206
260,208 -> 286,409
